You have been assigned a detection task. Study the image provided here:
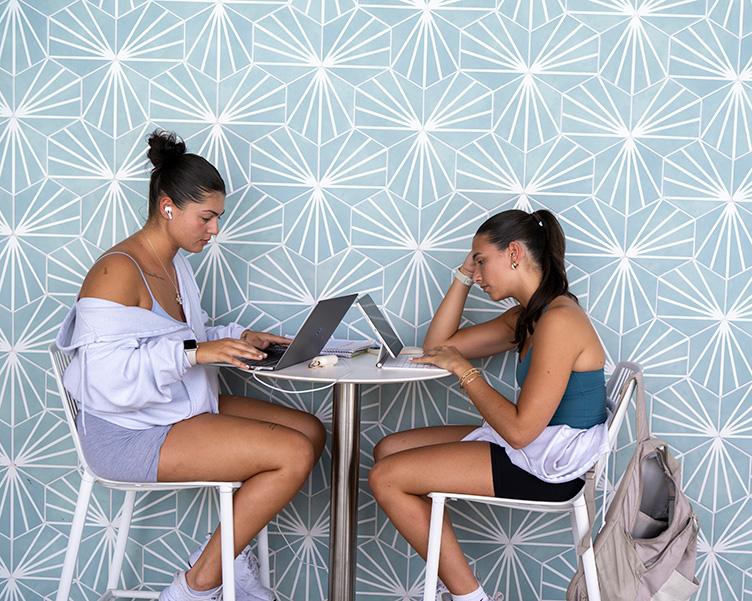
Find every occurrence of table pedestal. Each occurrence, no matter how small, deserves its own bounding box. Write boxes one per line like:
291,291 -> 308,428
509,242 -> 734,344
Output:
328,382 -> 360,601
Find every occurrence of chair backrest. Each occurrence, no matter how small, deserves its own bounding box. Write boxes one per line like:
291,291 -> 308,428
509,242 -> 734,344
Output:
49,342 -> 93,476
592,361 -> 642,487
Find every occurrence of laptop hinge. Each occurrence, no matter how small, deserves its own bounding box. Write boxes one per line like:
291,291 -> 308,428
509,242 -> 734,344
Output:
375,345 -> 389,368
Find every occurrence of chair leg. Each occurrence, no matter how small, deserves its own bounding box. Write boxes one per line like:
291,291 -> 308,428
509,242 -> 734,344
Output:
423,495 -> 446,601
600,454 -> 610,531
106,490 -> 136,590
257,525 -> 271,589
219,485 -> 236,601
572,496 -> 601,601
56,471 -> 95,601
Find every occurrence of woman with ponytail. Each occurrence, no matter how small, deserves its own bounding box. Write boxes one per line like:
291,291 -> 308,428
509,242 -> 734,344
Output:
56,130 -> 325,601
369,209 -> 608,601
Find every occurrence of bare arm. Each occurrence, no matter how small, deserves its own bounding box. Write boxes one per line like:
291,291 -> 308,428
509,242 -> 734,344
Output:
423,266 -> 519,359
422,274 -> 473,348
415,305 -> 586,448
467,306 -> 584,448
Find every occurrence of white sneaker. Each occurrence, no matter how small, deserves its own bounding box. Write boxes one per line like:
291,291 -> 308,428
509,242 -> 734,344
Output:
189,536 -> 274,601
432,583 -> 504,601
159,571 -> 221,601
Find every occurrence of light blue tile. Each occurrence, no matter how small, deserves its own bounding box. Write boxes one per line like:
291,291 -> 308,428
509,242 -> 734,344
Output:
0,1 -> 47,75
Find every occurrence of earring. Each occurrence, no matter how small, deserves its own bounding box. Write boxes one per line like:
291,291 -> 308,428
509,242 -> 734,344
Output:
165,206 -> 173,220
511,261 -> 518,270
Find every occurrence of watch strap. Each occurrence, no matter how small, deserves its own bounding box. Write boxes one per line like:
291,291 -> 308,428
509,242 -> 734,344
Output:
454,267 -> 473,287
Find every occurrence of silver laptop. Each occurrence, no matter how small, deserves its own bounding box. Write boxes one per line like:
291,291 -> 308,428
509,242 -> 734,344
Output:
357,294 -> 443,371
226,294 -> 357,371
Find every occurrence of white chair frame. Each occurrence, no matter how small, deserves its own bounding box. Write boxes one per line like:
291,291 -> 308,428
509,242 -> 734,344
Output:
50,343 -> 271,601
422,361 -> 643,601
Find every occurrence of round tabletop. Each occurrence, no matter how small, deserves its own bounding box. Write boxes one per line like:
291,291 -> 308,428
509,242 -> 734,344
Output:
245,352 -> 451,385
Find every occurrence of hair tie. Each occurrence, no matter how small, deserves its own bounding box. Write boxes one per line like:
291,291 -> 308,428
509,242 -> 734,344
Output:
531,211 -> 543,227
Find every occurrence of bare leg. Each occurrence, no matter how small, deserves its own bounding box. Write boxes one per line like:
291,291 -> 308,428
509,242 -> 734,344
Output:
218,393 -> 326,459
369,439 -> 494,596
373,424 -> 479,591
157,411 -> 317,591
373,425 -> 477,462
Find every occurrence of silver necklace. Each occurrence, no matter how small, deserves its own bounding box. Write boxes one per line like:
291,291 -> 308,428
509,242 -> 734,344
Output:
144,236 -> 183,306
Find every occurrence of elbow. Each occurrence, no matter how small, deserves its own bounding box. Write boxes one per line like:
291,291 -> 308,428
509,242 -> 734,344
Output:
424,333 -> 450,350
506,430 -> 535,450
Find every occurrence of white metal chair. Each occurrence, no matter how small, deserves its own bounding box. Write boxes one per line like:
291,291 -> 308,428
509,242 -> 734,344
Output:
50,343 -> 271,601
422,361 -> 643,601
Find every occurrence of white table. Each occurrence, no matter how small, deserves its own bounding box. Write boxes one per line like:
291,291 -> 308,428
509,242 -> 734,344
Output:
252,353 -> 451,601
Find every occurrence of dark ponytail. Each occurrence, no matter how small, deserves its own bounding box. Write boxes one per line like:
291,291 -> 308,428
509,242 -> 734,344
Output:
476,209 -> 577,353
146,129 -> 225,218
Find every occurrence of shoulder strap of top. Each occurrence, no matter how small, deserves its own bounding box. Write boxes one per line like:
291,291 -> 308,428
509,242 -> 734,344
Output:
97,251 -> 156,301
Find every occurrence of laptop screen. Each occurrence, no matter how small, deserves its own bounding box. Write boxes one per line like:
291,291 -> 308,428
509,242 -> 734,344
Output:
357,294 -> 403,358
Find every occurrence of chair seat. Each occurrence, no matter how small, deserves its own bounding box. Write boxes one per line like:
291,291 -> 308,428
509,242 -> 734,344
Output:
98,590 -> 160,600
428,488 -> 586,513
94,476 -> 243,492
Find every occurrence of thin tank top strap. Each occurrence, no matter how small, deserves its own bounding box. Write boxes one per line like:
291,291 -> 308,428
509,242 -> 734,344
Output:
97,251 -> 156,301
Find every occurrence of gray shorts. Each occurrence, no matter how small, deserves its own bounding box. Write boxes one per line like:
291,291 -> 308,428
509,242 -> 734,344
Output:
75,413 -> 172,482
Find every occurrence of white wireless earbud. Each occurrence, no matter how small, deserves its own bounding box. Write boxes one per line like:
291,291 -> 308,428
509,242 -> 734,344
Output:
165,206 -> 173,220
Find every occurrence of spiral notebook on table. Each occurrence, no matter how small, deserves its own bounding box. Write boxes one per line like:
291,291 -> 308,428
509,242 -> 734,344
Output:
320,337 -> 376,358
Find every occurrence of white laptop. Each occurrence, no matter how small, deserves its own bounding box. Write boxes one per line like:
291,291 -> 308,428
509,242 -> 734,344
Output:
357,294 -> 444,371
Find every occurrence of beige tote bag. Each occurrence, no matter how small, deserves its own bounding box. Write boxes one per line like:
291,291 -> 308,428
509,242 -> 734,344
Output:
568,371 -> 700,601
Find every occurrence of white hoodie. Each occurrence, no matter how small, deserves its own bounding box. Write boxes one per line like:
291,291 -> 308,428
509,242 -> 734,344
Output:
55,253 -> 245,430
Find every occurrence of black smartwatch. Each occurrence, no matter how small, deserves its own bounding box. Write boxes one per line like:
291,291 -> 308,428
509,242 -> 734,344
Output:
183,339 -> 198,366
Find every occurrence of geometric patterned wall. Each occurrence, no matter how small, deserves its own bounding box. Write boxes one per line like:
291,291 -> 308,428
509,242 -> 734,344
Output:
1,1 -> 750,599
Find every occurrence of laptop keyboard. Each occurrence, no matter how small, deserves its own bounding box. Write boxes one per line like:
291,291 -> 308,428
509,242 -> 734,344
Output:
240,345 -> 288,368
383,355 -> 437,369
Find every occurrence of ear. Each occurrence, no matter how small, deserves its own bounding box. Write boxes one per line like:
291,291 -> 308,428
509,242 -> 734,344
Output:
507,240 -> 524,261
158,195 -> 174,216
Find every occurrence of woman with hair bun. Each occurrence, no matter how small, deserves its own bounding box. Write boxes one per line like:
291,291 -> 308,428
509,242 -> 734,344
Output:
369,209 -> 608,601
56,130 -> 325,601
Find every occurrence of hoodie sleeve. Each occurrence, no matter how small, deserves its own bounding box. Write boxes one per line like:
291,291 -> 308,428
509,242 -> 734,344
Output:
79,335 -> 191,410
201,309 -> 246,341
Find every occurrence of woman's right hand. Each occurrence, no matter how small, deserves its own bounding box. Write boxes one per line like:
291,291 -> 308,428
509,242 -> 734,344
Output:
459,251 -> 475,279
195,338 -> 267,369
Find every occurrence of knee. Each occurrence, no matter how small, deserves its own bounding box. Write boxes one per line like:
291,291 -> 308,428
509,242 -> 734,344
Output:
368,458 -> 397,502
283,431 -> 316,480
373,433 -> 399,463
309,415 -> 327,458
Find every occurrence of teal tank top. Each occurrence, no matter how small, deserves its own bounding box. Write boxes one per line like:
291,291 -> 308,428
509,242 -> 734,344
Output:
516,347 -> 607,429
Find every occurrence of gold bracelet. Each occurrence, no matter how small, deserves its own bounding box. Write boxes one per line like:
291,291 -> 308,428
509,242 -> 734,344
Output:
463,373 -> 482,388
457,367 -> 477,387
458,367 -> 480,389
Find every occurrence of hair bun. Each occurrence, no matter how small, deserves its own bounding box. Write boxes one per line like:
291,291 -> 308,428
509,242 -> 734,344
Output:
147,129 -> 186,169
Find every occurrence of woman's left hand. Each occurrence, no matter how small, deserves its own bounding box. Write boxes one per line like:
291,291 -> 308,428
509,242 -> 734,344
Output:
241,330 -> 293,349
410,345 -> 472,376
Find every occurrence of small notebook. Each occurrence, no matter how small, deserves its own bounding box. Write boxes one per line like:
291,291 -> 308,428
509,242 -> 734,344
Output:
321,337 -> 376,358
